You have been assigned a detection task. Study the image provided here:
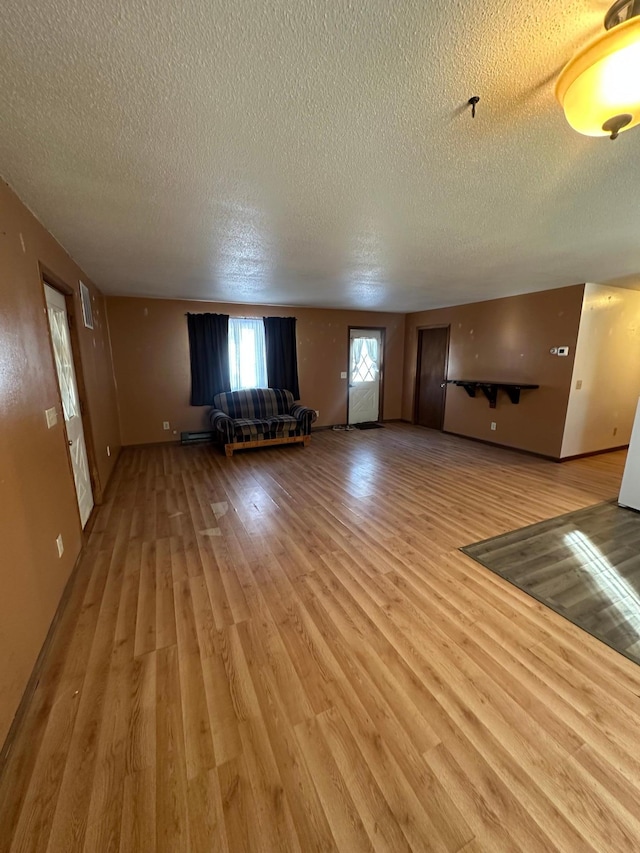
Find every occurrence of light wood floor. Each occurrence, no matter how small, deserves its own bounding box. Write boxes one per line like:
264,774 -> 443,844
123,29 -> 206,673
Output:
1,425 -> 639,852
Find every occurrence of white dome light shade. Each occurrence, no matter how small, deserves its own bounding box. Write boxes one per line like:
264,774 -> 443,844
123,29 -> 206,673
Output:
556,16 -> 640,137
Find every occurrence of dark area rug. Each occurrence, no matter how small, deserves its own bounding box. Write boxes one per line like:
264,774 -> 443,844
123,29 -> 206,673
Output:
355,422 -> 384,430
461,501 -> 640,666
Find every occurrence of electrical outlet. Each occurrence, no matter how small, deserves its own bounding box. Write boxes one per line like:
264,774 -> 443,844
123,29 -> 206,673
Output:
490,422 -> 497,431
106,445 -> 111,457
575,379 -> 583,390
163,421 -> 170,430
56,534 -> 64,558
315,410 -> 320,418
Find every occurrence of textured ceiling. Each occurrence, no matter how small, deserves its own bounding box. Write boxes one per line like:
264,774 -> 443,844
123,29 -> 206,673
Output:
2,0 -> 639,312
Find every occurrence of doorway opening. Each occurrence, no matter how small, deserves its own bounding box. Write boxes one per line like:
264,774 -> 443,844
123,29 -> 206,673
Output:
414,326 -> 450,430
347,327 -> 385,426
44,283 -> 95,527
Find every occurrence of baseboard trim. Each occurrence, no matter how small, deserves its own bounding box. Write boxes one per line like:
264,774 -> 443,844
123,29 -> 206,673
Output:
0,546 -> 85,778
441,430 -> 558,461
440,430 -> 629,463
0,446 -> 123,776
122,440 -> 182,449
559,444 -> 629,462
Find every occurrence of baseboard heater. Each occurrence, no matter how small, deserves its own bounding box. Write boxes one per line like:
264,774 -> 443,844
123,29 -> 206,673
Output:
180,430 -> 215,445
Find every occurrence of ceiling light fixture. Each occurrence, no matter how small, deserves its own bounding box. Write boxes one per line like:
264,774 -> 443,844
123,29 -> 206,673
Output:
556,0 -> 640,139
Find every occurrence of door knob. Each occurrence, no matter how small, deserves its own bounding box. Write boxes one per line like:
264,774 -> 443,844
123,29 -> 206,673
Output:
440,382 -> 446,388
68,440 -> 73,446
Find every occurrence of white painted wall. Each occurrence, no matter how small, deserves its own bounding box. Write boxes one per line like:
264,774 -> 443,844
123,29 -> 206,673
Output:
561,283 -> 640,458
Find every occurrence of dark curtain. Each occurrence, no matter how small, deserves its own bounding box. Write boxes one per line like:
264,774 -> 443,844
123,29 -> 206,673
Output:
263,316 -> 300,400
187,313 -> 231,405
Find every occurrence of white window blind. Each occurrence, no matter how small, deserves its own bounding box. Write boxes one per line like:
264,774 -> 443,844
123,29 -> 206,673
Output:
228,318 -> 268,390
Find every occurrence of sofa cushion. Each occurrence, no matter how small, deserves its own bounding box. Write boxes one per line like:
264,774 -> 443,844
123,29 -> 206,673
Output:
214,389 -> 294,419
268,414 -> 299,436
232,418 -> 272,439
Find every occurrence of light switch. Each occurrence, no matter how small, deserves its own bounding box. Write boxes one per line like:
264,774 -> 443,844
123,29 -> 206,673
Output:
45,407 -> 57,428
340,371 -> 347,379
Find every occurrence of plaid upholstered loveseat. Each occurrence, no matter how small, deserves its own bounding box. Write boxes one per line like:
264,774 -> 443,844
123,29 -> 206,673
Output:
209,388 -> 317,456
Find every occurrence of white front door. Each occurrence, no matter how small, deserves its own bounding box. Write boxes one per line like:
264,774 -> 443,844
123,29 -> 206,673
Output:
45,285 -> 94,528
348,328 -> 382,425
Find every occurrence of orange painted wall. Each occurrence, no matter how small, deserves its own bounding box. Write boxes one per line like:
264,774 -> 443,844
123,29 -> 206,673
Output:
0,180 -> 120,746
402,285 -> 586,458
106,296 -> 405,444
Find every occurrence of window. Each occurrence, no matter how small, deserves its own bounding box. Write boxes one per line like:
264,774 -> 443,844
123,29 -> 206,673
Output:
351,337 -> 379,383
228,317 -> 268,390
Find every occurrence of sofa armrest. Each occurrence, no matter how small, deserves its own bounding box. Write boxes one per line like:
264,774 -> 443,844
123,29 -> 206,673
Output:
290,404 -> 317,435
209,408 -> 234,443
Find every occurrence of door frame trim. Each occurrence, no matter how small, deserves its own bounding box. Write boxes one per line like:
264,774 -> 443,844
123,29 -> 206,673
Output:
40,265 -> 101,518
346,326 -> 386,425
413,324 -> 451,429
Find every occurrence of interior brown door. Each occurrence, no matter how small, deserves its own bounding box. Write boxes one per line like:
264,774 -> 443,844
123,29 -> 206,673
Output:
415,327 -> 449,430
